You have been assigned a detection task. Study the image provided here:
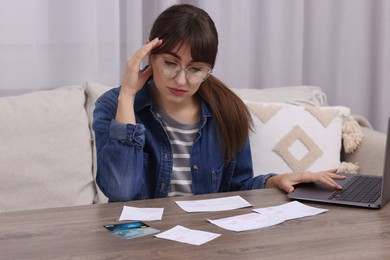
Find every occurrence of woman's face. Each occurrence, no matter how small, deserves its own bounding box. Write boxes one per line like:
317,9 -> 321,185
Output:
150,43 -> 211,107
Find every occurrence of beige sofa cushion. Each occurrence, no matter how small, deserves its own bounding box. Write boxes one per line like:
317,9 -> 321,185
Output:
232,86 -> 328,106
84,82 -> 114,203
0,86 -> 96,212
342,127 -> 387,176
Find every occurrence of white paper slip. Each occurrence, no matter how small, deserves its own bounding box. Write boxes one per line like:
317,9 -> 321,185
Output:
175,195 -> 252,213
252,201 -> 328,222
208,212 -> 284,232
119,206 -> 164,221
208,201 -> 328,232
155,225 -> 221,246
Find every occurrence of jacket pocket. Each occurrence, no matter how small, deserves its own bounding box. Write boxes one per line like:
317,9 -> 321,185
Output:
217,160 -> 237,192
211,163 -> 224,193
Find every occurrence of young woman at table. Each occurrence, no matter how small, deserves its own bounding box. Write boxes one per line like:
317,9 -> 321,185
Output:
93,4 -> 344,202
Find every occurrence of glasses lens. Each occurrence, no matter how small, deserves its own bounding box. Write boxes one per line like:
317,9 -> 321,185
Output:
156,58 -> 211,84
186,66 -> 211,84
157,59 -> 179,79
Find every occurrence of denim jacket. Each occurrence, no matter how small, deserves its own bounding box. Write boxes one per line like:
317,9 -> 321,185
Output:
93,82 -> 276,202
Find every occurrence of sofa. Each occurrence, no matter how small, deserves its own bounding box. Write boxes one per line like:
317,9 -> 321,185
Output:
0,82 -> 386,213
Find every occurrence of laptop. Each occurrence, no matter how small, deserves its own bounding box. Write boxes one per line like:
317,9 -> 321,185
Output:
287,117 -> 390,209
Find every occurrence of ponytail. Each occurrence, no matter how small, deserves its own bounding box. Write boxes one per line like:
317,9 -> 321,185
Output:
198,75 -> 253,161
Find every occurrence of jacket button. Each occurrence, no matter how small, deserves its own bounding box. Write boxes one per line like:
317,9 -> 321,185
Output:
193,165 -> 199,171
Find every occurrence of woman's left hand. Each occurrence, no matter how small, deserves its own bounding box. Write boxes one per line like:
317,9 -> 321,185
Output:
266,169 -> 346,193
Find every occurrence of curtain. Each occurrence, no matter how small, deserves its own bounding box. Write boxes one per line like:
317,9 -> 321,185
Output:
0,0 -> 389,132
0,0 -> 121,94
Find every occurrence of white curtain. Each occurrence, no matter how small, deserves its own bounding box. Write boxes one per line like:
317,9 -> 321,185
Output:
0,0 -> 389,133
0,0 -> 121,94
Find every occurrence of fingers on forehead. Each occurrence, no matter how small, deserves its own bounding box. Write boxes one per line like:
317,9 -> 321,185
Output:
132,44 -> 153,63
139,40 -> 160,58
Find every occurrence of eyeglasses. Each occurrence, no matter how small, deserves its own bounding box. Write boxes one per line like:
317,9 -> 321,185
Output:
154,58 -> 212,84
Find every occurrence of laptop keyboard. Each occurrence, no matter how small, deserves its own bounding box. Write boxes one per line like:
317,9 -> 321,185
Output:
328,175 -> 382,203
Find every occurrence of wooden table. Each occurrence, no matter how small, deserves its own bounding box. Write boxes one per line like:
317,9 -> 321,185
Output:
1,188 -> 390,260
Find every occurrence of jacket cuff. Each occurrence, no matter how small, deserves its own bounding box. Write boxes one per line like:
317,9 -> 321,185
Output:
252,173 -> 278,189
109,119 -> 145,147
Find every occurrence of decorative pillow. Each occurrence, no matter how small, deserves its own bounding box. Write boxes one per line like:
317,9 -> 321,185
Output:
245,101 -> 356,176
0,86 -> 96,212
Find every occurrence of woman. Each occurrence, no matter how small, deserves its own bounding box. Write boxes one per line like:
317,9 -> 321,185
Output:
93,4 -> 344,202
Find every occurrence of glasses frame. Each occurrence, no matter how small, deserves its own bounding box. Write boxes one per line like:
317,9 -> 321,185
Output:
154,57 -> 212,84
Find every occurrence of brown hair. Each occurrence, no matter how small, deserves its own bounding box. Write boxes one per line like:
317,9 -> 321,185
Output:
149,4 -> 253,161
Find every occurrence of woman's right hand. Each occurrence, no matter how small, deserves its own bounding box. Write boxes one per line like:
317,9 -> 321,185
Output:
116,38 -> 162,124
121,37 -> 163,96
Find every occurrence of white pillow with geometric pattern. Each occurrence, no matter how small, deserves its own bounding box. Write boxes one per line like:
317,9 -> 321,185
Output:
246,101 -> 351,176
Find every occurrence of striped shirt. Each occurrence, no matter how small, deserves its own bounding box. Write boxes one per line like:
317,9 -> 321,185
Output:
155,108 -> 199,197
